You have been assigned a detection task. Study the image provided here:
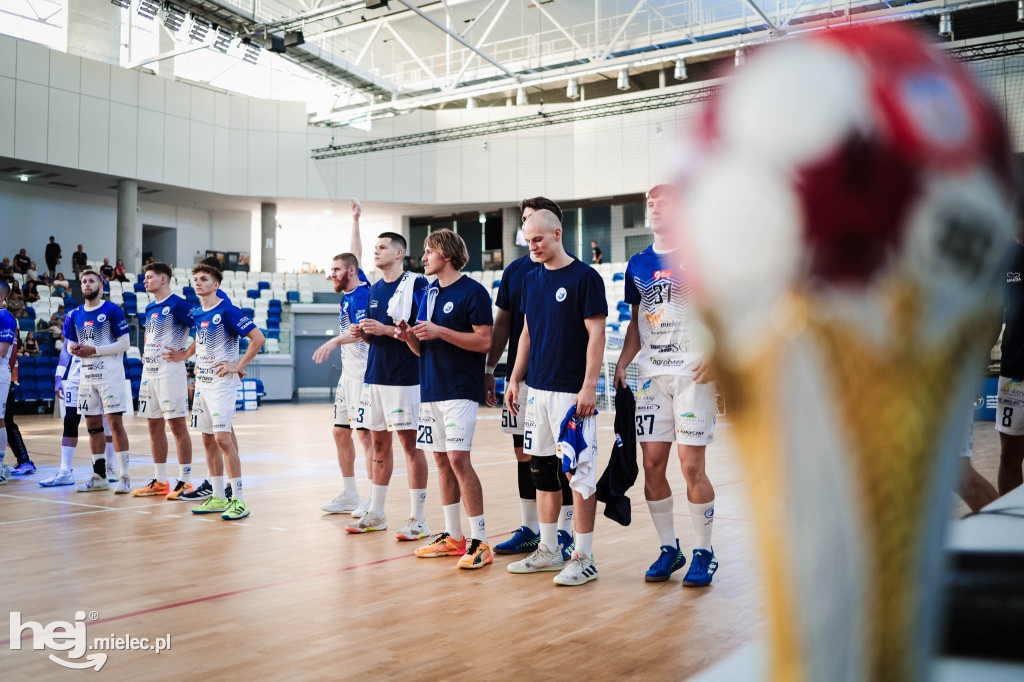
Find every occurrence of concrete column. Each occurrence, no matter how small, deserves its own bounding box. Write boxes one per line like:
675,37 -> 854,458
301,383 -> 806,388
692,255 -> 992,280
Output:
610,204 -> 626,264
501,206 -> 525,267
261,202 -> 277,274
116,179 -> 140,272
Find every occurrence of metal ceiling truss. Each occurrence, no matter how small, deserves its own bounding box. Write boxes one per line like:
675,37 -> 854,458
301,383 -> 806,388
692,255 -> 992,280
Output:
310,83 -> 720,159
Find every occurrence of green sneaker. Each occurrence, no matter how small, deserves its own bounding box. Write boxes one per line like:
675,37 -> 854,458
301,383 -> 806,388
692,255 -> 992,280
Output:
221,498 -> 250,520
192,496 -> 230,515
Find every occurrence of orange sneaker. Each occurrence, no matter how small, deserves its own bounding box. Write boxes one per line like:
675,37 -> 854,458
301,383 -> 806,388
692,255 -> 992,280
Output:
458,539 -> 493,569
165,480 -> 194,500
132,479 -> 169,497
414,532 -> 467,558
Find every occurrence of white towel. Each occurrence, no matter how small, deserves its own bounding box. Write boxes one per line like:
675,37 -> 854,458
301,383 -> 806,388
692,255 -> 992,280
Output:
386,272 -> 427,324
557,404 -> 600,500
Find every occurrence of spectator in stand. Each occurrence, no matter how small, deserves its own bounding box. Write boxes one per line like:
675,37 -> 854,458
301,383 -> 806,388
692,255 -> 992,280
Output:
45,309 -> 64,335
113,258 -> 129,283
19,332 -> 37,356
71,244 -> 87,276
23,281 -> 40,304
13,249 -> 31,274
7,287 -> 26,318
591,241 -> 604,265
25,263 -> 43,285
99,258 -> 115,280
36,315 -> 51,332
52,273 -> 70,298
0,258 -> 12,281
44,236 -> 61,278
193,250 -> 203,265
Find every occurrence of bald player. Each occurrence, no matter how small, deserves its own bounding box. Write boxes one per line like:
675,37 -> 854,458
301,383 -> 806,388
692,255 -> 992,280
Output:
506,209 -> 608,586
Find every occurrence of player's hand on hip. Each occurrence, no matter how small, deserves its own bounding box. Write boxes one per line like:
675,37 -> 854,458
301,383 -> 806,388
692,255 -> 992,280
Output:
359,319 -> 386,336
505,380 -> 520,416
575,386 -> 597,417
484,374 -> 496,407
161,346 -> 187,362
213,361 -> 239,377
693,357 -> 713,385
412,321 -> 441,341
613,364 -> 628,390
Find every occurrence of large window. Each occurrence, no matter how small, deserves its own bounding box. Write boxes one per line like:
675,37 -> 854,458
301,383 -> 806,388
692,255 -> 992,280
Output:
0,0 -> 68,51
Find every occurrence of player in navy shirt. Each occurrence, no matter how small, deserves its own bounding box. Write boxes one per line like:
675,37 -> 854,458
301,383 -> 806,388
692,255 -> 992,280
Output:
134,262 -> 197,500
486,197 -> 578,556
396,229 -> 494,568
345,231 -> 431,540
998,238 -> 1024,494
313,199 -> 377,517
186,263 -> 264,521
506,209 -> 607,586
63,270 -> 134,493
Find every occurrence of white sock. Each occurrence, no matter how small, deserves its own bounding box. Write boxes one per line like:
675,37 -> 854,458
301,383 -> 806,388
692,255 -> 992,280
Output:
342,476 -> 358,498
0,431 -> 6,464
648,497 -> 676,547
539,522 -> 558,554
443,503 -> 463,538
104,441 -> 114,458
690,499 -> 715,551
558,505 -> 573,533
520,498 -> 539,533
211,476 -> 226,500
154,462 -> 167,482
469,514 -> 486,542
116,451 -> 129,474
60,445 -> 75,471
370,484 -> 388,516
179,464 -> 192,484
410,488 -> 426,522
575,531 -> 594,557
231,478 -> 244,501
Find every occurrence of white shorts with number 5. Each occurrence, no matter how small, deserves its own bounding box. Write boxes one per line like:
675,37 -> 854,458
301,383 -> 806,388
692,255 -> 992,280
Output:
501,385 -> 529,435
523,387 -> 577,458
996,376 -> 1024,436
634,374 -> 717,446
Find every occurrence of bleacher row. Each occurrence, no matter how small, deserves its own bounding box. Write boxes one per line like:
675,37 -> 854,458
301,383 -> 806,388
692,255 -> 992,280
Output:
461,261 -> 632,329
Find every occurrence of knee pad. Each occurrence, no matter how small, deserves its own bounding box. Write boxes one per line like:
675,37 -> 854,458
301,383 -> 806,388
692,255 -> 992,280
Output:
529,455 -> 562,492
63,410 -> 82,438
517,460 -> 536,499
557,467 -> 573,505
87,426 -> 105,435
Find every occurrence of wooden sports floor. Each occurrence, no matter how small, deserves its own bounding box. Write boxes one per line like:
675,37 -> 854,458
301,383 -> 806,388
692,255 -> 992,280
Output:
0,405 -> 999,679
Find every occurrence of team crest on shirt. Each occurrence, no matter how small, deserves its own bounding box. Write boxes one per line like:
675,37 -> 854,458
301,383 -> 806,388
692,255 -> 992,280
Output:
212,314 -> 222,324
162,306 -> 170,315
443,302 -> 454,314
555,287 -> 567,302
97,314 -> 107,322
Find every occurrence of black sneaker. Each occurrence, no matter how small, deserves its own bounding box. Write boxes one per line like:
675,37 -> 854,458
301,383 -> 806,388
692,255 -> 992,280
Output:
179,480 -> 212,501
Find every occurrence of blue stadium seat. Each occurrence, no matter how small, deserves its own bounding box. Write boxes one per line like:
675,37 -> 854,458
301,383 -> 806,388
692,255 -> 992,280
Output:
19,356 -> 37,369
247,289 -> 260,300
25,306 -> 35,319
37,344 -> 53,357
492,280 -> 500,289
103,280 -> 110,293
183,286 -> 196,297
36,331 -> 53,346
134,282 -> 146,292
616,301 -> 630,313
265,329 -> 280,340
241,307 -> 255,319
268,299 -> 282,311
255,380 -> 265,396
19,318 -> 34,331
267,319 -> 280,330
606,323 -> 620,332
286,291 -> 299,303
137,273 -> 145,283
64,296 -> 77,308
618,311 -> 631,322
257,281 -> 270,290
612,272 -> 625,282
21,384 -> 40,402
35,378 -> 54,399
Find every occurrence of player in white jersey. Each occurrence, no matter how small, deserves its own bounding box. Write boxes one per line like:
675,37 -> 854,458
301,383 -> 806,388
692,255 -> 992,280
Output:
188,263 -> 264,521
63,271 -> 134,494
0,282 -> 16,484
37,347 -> 118,487
132,262 -> 196,500
314,199 -> 374,515
613,184 -> 719,586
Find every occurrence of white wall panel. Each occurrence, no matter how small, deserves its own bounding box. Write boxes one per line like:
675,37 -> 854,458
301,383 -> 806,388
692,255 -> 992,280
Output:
191,86 -> 216,124
364,152 -> 393,202
276,132 -> 307,198
189,120 -> 215,190
47,89 -> 80,168
0,76 -> 14,157
213,126 -> 230,194
107,102 -> 137,177
247,130 -> 277,195
136,108 -> 164,182
16,40 -> 49,85
215,92 -> 230,128
433,143 -> 461,204
138,72 -> 164,112
14,80 -> 48,162
79,58 -> 109,99
0,35 -> 15,79
109,67 -> 138,106
163,115 -> 190,188
278,101 -> 306,133
164,80 -> 190,118
391,149 -> 421,204
228,94 -> 247,128
335,156 -> 365,201
227,128 -> 248,195
78,95 -> 109,174
248,99 -> 277,131
49,51 -> 80,93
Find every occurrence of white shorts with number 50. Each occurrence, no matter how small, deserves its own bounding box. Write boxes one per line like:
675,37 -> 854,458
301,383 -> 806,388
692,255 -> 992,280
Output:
501,385 -> 529,435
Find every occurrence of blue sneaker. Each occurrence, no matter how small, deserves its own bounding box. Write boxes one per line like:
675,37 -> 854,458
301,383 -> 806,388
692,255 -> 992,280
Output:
557,530 -> 574,562
645,540 -> 687,582
11,461 -> 37,475
682,548 -> 718,587
493,526 -> 540,555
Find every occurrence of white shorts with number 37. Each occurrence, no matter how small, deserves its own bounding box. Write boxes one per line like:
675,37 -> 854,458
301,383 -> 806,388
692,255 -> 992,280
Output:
417,399 -> 479,452
634,374 -> 717,446
996,376 -> 1024,436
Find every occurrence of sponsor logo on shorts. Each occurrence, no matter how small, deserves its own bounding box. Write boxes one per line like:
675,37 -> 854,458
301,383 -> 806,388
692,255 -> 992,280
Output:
445,421 -> 458,428
555,287 -> 567,302
637,379 -> 652,396
419,416 -> 435,424
678,429 -> 705,438
391,408 -> 405,414
527,396 -> 535,405
443,302 -> 454,314
681,412 -> 696,419
85,373 -> 102,380
636,404 -> 660,412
